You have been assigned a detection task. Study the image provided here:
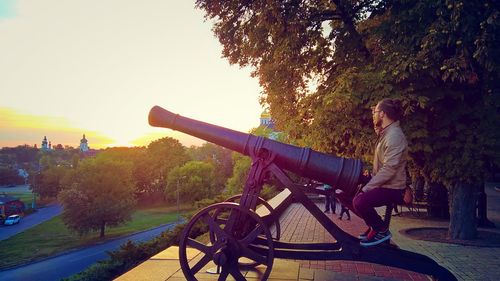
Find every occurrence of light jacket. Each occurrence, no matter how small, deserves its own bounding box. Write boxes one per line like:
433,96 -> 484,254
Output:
363,121 -> 408,192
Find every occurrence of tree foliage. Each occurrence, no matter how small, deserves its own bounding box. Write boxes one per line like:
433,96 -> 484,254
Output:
197,0 -> 499,175
145,137 -> 190,194
0,167 -> 24,185
0,145 -> 39,164
94,139 -> 189,197
166,161 -> 217,203
187,142 -> 233,188
32,166 -> 68,198
225,152 -> 252,196
59,157 -> 136,238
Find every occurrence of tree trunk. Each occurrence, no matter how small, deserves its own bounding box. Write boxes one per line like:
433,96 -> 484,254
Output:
414,176 -> 425,201
448,181 -> 477,239
427,182 -> 449,218
100,222 -> 106,238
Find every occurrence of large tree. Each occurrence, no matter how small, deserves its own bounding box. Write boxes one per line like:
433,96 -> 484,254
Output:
146,137 -> 190,194
32,166 -> 68,198
187,143 -> 234,189
196,0 -> 500,239
59,157 -> 136,238
166,161 -> 217,203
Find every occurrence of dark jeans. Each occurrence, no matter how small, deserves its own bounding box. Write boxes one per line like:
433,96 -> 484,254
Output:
352,188 -> 404,231
325,193 -> 337,212
339,205 -> 350,219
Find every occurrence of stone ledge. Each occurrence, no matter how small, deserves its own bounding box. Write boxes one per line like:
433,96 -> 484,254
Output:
115,246 -> 303,281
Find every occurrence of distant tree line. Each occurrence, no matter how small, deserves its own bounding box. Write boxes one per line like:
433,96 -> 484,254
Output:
21,132 -> 278,238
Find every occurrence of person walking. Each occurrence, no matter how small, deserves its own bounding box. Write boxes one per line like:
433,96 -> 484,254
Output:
338,203 -> 351,220
323,184 -> 336,213
353,98 -> 408,247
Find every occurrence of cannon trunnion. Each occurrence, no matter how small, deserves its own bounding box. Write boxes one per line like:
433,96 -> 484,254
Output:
149,105 -> 456,281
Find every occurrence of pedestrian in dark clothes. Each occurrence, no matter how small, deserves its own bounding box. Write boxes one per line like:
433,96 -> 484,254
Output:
323,184 -> 337,213
338,204 -> 351,220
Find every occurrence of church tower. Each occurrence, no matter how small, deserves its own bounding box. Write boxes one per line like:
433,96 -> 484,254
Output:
80,134 -> 89,152
259,110 -> 275,129
41,136 -> 49,151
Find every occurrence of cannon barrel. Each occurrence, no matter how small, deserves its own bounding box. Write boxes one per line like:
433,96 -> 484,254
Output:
149,106 -> 363,198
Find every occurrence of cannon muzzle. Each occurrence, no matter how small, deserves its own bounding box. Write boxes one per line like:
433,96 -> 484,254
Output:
149,106 -> 363,198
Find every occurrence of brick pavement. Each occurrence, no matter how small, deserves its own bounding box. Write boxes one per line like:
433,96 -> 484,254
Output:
279,200 -> 500,281
278,203 -> 430,281
388,212 -> 500,281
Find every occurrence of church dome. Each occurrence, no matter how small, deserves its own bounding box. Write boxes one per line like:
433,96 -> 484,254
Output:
260,110 -> 271,119
80,134 -> 88,143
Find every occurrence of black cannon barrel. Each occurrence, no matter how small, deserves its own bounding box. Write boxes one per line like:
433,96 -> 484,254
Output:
149,106 -> 363,198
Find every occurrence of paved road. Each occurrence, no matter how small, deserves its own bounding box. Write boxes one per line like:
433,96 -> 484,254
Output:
0,222 -> 178,281
0,184 -> 31,193
0,204 -> 63,241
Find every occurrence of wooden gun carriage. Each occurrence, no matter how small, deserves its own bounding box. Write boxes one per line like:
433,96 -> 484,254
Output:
149,105 -> 456,281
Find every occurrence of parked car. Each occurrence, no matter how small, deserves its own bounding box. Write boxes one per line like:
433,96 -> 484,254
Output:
4,214 -> 21,225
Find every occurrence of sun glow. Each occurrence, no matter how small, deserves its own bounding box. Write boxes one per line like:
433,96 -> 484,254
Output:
0,1 -> 263,150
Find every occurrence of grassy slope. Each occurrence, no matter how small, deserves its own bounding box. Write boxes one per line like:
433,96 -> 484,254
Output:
2,192 -> 35,208
0,205 -> 192,269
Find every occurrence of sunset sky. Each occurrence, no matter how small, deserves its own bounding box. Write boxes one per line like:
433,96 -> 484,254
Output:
0,0 -> 263,149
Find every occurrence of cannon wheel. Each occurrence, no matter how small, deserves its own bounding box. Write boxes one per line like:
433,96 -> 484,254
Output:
179,202 -> 274,281
223,194 -> 281,241
209,195 -> 280,269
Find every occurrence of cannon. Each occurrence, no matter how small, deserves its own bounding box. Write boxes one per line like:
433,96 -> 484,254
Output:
149,105 -> 456,281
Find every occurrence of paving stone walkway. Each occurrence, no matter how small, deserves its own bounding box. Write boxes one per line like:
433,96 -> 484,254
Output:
277,203 -> 430,281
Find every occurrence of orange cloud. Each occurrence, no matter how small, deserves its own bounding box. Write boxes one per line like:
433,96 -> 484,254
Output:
0,107 -> 114,149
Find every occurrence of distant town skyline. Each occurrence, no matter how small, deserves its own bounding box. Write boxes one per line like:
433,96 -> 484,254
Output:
0,1 -> 264,149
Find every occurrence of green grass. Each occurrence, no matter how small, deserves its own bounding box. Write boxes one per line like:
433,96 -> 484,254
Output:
2,192 -> 36,208
0,204 -> 193,269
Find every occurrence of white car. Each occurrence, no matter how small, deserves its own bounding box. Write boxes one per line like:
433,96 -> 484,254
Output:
4,214 -> 21,225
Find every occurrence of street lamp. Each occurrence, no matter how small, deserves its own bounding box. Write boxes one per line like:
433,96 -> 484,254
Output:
176,176 -> 187,223
31,173 -> 38,209
31,164 -> 41,210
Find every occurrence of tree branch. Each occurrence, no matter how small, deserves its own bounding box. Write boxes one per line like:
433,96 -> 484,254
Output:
310,10 -> 343,22
329,0 -> 371,60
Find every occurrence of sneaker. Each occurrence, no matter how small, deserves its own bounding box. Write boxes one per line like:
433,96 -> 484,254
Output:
358,227 -> 372,240
338,216 -> 342,220
324,209 -> 330,213
360,230 -> 392,247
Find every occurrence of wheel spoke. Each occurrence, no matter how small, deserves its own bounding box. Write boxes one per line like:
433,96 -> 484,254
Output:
187,238 -> 211,253
217,267 -> 230,281
201,213 -> 227,239
240,223 -> 264,246
240,246 -> 268,265
191,253 -> 212,275
223,211 -> 238,233
228,266 -> 247,281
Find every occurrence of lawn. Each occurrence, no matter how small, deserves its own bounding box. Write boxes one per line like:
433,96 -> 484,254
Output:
0,204 -> 193,269
2,192 -> 36,208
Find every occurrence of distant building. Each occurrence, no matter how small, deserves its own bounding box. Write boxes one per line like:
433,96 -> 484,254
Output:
259,110 -> 282,140
41,136 -> 50,151
259,110 -> 275,130
0,194 -> 25,219
80,134 -> 89,152
17,169 -> 28,184
79,134 -> 99,157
